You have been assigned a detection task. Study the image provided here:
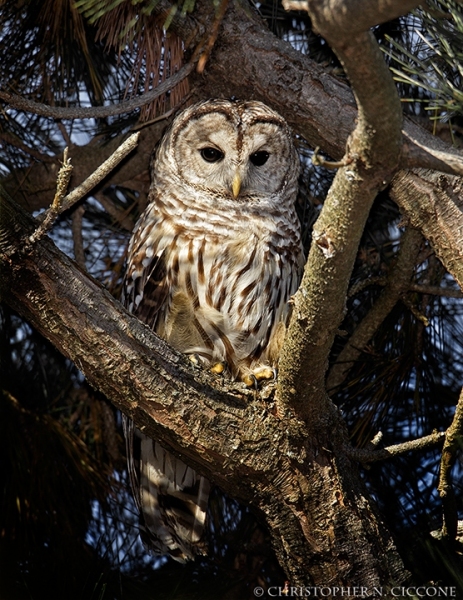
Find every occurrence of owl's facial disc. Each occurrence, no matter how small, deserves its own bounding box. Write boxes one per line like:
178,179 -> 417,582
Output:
172,108 -> 296,201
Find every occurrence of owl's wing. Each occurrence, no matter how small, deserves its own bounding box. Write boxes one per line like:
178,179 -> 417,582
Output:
122,210 -> 210,562
123,233 -> 169,331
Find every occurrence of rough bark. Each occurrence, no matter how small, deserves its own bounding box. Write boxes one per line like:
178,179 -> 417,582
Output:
389,170 -> 463,289
0,186 -> 408,590
277,0 -> 405,423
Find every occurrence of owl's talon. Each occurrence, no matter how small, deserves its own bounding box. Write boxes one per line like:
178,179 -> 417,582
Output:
242,366 -> 277,387
242,373 -> 258,388
253,366 -> 276,382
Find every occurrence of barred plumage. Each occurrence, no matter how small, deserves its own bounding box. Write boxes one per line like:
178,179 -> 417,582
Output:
123,99 -> 304,561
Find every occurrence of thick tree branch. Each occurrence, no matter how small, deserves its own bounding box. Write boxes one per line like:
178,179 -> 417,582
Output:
294,0 -> 421,38
0,189 -> 407,589
389,171 -> 463,290
187,1 -> 463,296
277,7 -> 403,423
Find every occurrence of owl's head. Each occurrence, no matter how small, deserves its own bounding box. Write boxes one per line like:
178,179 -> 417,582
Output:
155,99 -> 300,205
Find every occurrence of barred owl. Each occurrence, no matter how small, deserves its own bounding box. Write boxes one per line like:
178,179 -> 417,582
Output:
123,99 -> 304,562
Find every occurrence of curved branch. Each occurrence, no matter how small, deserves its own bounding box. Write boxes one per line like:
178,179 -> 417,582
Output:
326,227 -> 423,393
0,63 -> 194,119
284,0 -> 421,35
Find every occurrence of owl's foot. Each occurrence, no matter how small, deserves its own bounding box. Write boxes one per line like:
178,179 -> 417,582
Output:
242,366 -> 277,388
210,361 -> 226,375
190,354 -> 223,373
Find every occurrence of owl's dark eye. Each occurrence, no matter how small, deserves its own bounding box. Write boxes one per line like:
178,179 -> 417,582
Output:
250,150 -> 270,166
200,147 -> 224,163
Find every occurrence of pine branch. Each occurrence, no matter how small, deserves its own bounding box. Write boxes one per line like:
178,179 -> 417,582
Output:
438,386 -> 463,542
26,133 -> 139,246
0,63 -> 194,119
347,430 -> 446,463
277,0 -> 405,423
326,227 -> 423,393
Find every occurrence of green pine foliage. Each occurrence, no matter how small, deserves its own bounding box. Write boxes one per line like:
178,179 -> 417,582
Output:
384,0 -> 463,135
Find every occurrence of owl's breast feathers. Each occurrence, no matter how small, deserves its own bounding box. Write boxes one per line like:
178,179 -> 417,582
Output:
124,194 -> 304,378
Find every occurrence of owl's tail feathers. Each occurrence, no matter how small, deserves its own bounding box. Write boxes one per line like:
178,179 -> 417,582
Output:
138,436 -> 210,563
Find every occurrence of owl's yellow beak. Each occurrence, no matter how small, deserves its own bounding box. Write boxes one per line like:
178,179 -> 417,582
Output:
232,173 -> 241,198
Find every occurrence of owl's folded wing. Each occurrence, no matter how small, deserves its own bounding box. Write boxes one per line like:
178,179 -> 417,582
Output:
122,211 -> 169,331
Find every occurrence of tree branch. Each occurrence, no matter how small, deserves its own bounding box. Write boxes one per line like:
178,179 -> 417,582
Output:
58,133 -> 140,214
26,134 -> 139,247
402,130 -> 463,177
0,187 -> 407,588
348,277 -> 463,299
326,227 -> 423,393
277,4 -> 403,423
3,123 -> 165,215
408,283 -> 463,298
288,0 -> 421,37
438,386 -> 463,542
0,63 -> 194,120
389,170 -> 463,290
347,430 -> 446,463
